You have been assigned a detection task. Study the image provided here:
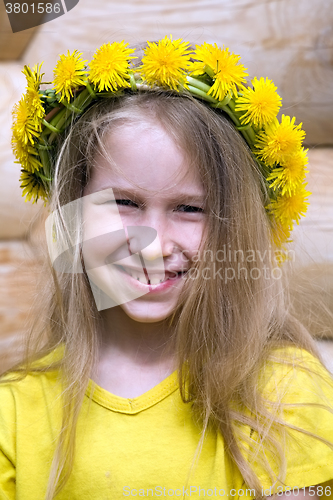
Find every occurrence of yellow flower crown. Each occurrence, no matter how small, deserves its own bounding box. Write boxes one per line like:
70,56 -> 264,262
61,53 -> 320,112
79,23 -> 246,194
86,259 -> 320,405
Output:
12,35 -> 310,248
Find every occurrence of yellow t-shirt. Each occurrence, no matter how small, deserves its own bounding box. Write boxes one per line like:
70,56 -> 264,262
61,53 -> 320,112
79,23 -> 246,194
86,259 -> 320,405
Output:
0,347 -> 333,499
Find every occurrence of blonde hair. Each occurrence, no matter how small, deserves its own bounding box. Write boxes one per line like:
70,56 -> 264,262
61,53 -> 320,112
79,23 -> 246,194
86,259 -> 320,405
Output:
2,91 -> 332,499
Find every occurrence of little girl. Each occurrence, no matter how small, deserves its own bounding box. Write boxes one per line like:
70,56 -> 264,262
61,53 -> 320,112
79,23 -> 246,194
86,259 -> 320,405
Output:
2,37 -> 333,500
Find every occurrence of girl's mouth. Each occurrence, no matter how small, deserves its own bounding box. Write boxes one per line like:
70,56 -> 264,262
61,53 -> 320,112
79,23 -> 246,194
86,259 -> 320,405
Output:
114,264 -> 188,291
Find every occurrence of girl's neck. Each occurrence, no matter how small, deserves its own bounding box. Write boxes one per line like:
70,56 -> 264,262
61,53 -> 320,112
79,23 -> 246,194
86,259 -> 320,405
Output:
92,307 -> 177,398
98,306 -> 175,368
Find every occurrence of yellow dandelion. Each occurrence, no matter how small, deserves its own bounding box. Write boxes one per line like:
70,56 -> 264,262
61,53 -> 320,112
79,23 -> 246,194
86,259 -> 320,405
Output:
268,147 -> 309,196
140,35 -> 192,91
271,221 -> 292,249
235,77 -> 282,127
12,95 -> 42,145
20,169 -> 48,204
89,41 -> 136,92
255,115 -> 306,167
53,50 -> 87,102
267,184 -> 311,227
191,43 -> 248,101
22,63 -> 44,91
12,131 -> 42,173
25,86 -> 45,121
22,64 -> 45,127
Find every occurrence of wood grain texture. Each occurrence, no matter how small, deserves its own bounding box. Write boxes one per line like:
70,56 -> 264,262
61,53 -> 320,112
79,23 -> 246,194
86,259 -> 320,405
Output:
0,1 -> 40,61
0,239 -> 46,373
292,148 -> 333,264
0,63 -> 42,239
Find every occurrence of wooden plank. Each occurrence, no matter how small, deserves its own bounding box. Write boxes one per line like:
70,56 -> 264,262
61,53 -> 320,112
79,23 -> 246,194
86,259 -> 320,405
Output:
0,2 -> 40,61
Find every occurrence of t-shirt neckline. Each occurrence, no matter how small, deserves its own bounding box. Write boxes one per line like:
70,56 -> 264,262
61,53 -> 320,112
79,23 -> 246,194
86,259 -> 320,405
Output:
85,369 -> 179,414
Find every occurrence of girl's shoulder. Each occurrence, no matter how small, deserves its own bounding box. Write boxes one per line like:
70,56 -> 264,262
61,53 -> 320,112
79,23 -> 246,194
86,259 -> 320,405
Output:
258,345 -> 333,404
246,346 -> 333,491
0,345 -> 65,486
0,344 -> 65,408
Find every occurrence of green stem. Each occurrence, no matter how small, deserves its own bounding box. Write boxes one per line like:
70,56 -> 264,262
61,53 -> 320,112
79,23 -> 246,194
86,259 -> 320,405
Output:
84,80 -> 97,98
211,95 -> 232,108
50,108 -> 66,127
42,119 -> 61,133
128,71 -> 137,91
204,65 -> 215,79
219,104 -> 240,127
38,147 -> 51,179
60,100 -> 83,114
187,85 -> 217,104
244,125 -> 256,145
37,172 -> 52,182
216,101 -> 251,145
36,143 -> 53,151
41,108 -> 66,138
186,76 -> 212,94
48,92 -> 94,144
72,88 -> 92,109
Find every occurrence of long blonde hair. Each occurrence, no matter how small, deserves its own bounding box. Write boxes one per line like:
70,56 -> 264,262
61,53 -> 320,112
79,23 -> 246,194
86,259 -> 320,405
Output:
2,91 -> 332,499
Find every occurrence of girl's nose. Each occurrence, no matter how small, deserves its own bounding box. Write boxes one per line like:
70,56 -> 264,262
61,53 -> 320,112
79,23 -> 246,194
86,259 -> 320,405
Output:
142,234 -> 175,261
126,222 -> 176,260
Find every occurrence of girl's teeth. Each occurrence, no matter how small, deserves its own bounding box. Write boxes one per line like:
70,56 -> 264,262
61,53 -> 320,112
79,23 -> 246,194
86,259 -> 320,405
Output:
118,267 -> 183,285
135,271 -> 147,283
121,266 -> 178,285
150,276 -> 164,285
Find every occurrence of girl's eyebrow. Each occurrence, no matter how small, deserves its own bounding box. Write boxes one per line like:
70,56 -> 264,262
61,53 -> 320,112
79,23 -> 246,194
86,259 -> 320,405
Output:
96,186 -> 206,203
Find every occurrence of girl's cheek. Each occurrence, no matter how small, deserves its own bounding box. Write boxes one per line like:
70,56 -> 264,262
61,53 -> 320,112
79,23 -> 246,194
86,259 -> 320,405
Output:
174,230 -> 205,265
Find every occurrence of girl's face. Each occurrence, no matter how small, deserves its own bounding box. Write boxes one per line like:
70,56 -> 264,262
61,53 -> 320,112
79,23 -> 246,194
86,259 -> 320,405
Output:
82,119 -> 207,323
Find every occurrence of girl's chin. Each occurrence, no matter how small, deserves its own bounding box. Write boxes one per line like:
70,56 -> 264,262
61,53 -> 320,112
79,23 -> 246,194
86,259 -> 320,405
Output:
119,302 -> 176,324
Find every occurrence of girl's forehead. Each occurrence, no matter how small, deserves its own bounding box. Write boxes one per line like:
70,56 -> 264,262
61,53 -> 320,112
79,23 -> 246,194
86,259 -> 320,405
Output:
101,118 -> 175,149
86,120 -> 204,196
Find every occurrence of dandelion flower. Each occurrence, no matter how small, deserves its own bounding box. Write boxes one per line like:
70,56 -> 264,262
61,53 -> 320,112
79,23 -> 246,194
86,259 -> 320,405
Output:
191,43 -> 248,101
22,63 -> 44,91
255,115 -> 306,167
267,184 -> 311,227
89,41 -> 136,92
20,169 -> 48,204
271,221 -> 292,249
12,95 -> 42,145
140,36 -> 192,91
235,77 -> 282,127
26,87 -> 44,121
268,148 -> 309,196
13,64 -> 45,141
12,131 -> 42,173
53,50 -> 87,102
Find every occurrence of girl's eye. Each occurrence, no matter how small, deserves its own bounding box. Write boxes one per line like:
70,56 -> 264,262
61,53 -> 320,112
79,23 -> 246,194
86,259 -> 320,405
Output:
107,201 -> 204,212
115,199 -> 139,207
176,205 -> 204,213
